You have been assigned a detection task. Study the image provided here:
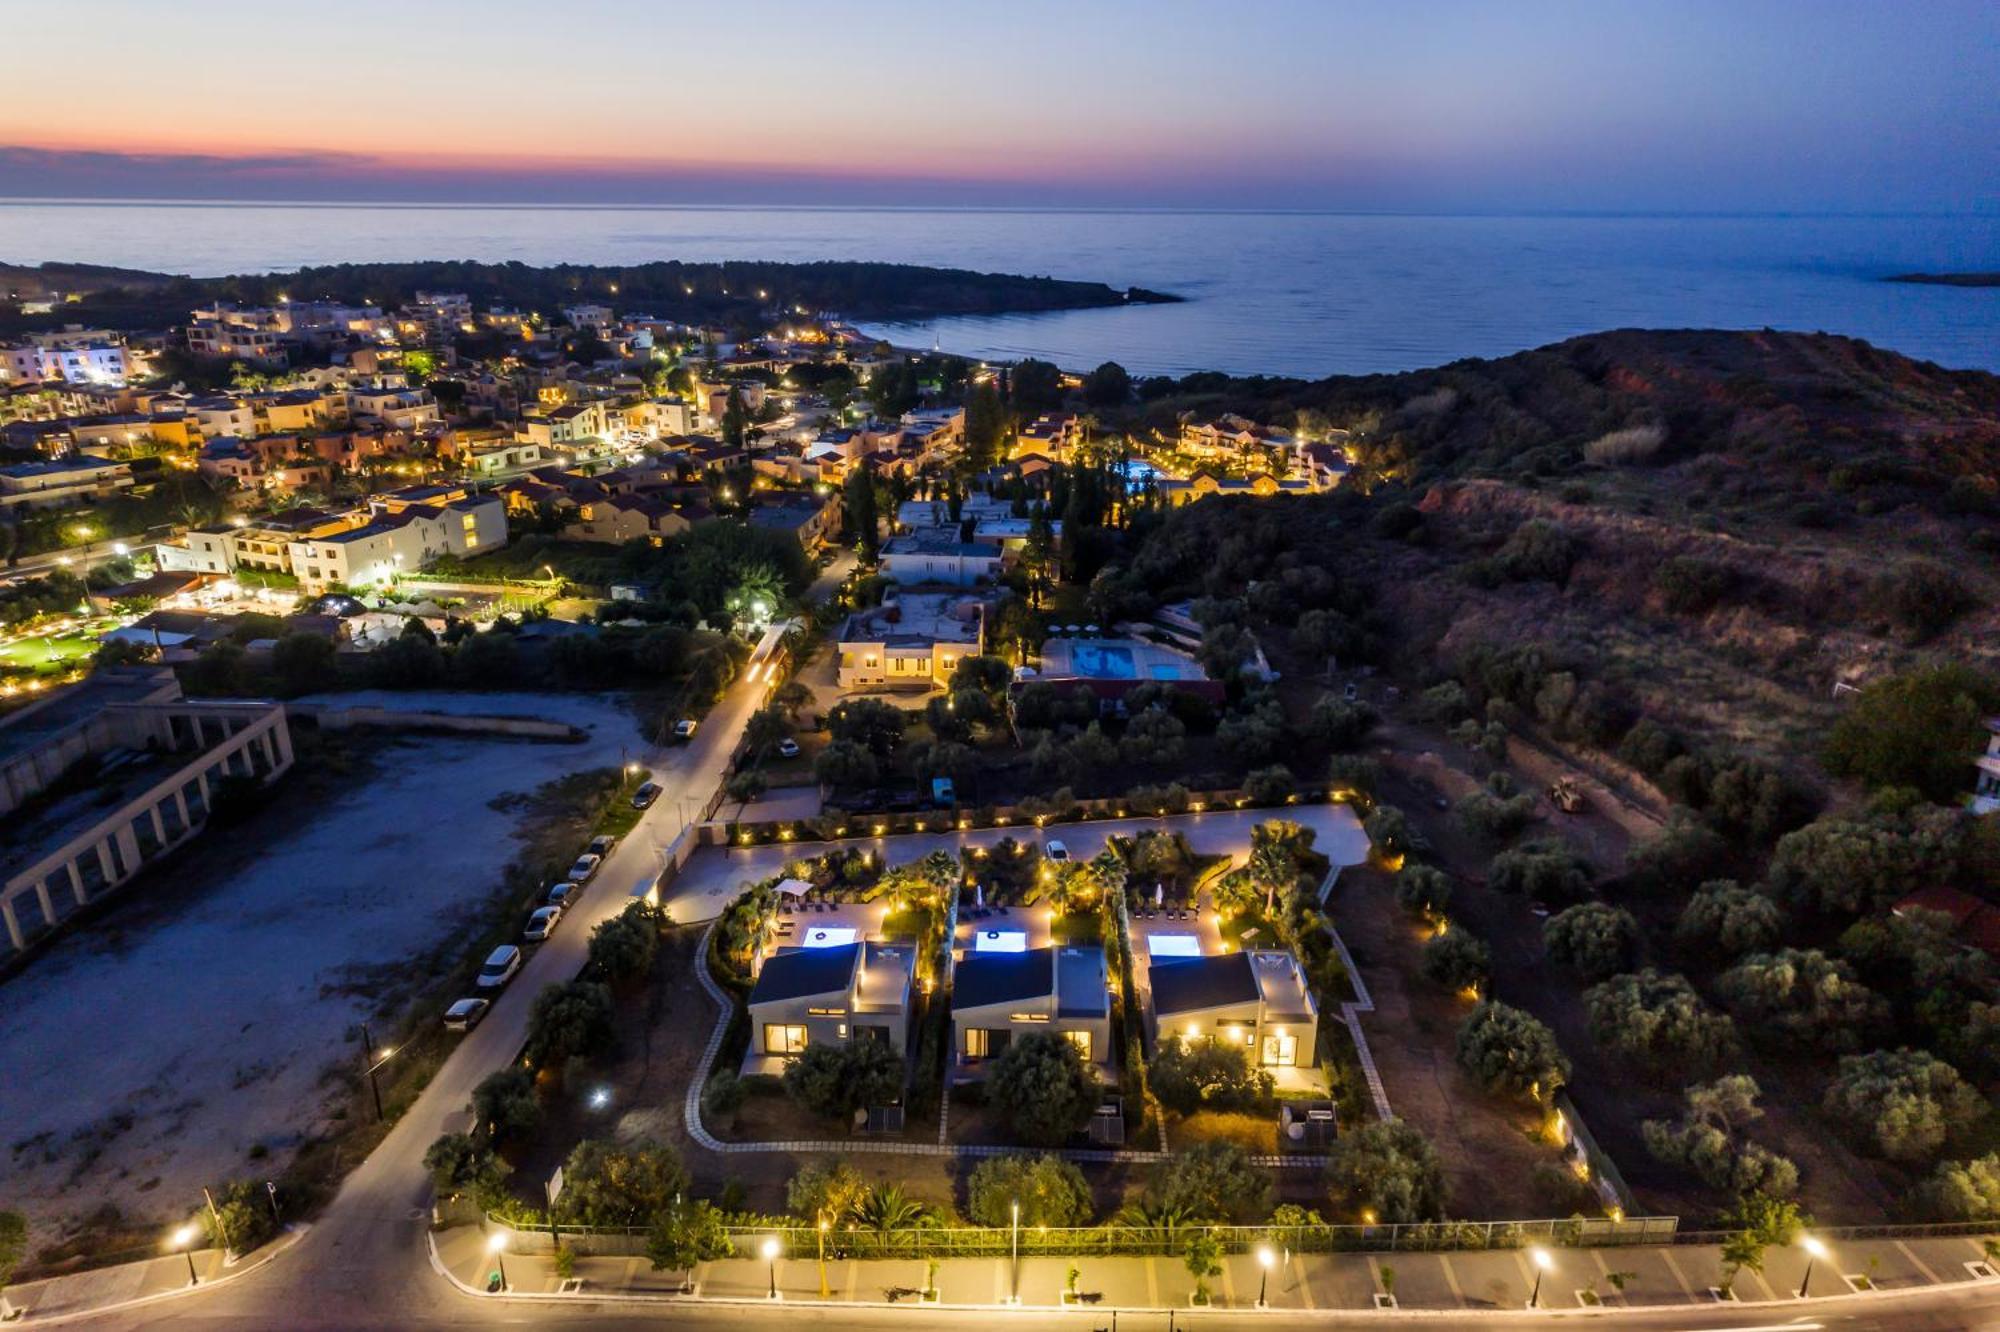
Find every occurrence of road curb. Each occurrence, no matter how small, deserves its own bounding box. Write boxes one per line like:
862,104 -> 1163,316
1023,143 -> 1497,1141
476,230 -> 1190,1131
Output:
9,1224 -> 310,1327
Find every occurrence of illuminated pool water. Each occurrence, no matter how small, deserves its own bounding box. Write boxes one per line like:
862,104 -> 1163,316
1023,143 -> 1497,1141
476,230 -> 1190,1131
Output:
801,927 -> 859,948
975,929 -> 1028,953
1147,933 -> 1202,961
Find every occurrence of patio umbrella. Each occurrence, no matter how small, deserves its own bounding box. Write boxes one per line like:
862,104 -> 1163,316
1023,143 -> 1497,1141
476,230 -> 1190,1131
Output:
974,883 -> 984,908
1154,882 -> 1164,907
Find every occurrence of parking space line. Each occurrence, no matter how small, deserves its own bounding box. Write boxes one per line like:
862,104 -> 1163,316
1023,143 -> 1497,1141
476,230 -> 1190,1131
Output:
1436,1253 -> 1467,1307
1895,1241 -> 1941,1284
1658,1247 -> 1699,1301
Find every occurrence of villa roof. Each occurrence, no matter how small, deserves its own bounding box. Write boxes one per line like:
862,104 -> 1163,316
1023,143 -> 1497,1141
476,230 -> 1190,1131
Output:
1149,952 -> 1260,1016
954,948 -> 1054,1010
748,942 -> 859,1004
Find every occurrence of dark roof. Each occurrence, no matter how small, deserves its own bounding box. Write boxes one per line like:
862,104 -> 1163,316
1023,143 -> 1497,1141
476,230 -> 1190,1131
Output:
954,948 -> 1054,1010
1148,952 -> 1259,1016
748,943 -> 859,1004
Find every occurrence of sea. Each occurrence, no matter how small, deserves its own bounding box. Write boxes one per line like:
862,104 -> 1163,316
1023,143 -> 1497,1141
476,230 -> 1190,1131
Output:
2,201 -> 1996,379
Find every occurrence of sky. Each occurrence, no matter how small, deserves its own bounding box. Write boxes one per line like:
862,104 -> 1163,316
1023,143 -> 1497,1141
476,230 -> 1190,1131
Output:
2,0 -> 1995,213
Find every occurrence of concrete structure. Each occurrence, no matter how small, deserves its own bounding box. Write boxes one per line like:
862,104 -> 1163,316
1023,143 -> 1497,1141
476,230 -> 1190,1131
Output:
286,492 -> 505,593
1146,949 -> 1318,1071
835,590 -> 984,689
881,530 -> 1006,587
743,939 -> 913,1073
950,944 -> 1111,1078
1,672 -> 294,957
746,494 -> 840,550
0,454 -> 133,510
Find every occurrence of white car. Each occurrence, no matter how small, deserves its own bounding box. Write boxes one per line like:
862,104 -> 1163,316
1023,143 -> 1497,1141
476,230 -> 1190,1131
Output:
524,905 -> 564,941
672,719 -> 698,740
476,945 -> 522,989
546,880 -> 582,907
567,852 -> 603,882
1045,839 -> 1071,863
586,834 -> 616,857
443,998 -> 490,1032
776,738 -> 801,759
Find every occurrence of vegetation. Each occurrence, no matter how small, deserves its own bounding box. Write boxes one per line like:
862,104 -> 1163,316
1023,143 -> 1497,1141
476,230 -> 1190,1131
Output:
1584,970 -> 1738,1078
1323,1120 -> 1449,1222
782,1039 -> 904,1122
985,1030 -> 1101,1146
1149,1037 -> 1277,1116
965,1154 -> 1094,1228
1542,903 -> 1640,981
1642,1076 -> 1799,1197
1821,1049 -> 1986,1165
1420,928 -> 1490,994
1455,1001 -> 1569,1103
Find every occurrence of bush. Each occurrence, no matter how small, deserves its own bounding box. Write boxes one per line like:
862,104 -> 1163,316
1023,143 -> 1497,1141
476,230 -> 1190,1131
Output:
1394,864 -> 1452,918
965,1154 -> 1093,1228
1543,903 -> 1639,981
424,1131 -> 506,1201
1326,753 -> 1382,798
1872,561 -> 1976,641
1456,789 -> 1538,843
557,1138 -> 690,1226
700,1070 -> 747,1123
786,1158 -> 867,1223
523,981 -> 615,1072
1456,1001 -> 1568,1102
1119,707 -> 1187,766
1421,928 -> 1490,993
1306,697 -> 1379,750
1486,837 -> 1593,905
1584,423 -> 1666,464
198,1180 -> 279,1255
1824,665 -> 2000,801
1674,881 -> 1782,959
1491,519 -> 1576,583
1144,1141 -> 1271,1223
782,1039 -> 905,1122
1149,1037 -> 1277,1116
1912,1153 -> 2000,1221
987,1031 -> 1100,1146
1823,1049 -> 1986,1165
471,1066 -> 541,1141
1584,970 -> 1738,1078
1242,765 -> 1295,804
588,900 -> 667,982
1653,556 -> 1735,614
1717,949 -> 1890,1052
1324,1120 -> 1448,1222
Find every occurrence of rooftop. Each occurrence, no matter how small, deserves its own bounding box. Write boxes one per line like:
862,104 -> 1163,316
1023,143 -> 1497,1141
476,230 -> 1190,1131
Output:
840,591 -> 984,647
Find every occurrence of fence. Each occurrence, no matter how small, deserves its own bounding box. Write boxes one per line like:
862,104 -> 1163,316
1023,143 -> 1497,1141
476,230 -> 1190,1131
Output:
722,788 -> 1358,845
481,1213 -> 1682,1260
1674,1219 -> 2000,1246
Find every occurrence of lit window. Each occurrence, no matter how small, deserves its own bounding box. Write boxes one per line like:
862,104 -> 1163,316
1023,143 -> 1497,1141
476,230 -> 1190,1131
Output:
763,1024 -> 807,1055
1063,1030 -> 1093,1059
964,1028 -> 989,1058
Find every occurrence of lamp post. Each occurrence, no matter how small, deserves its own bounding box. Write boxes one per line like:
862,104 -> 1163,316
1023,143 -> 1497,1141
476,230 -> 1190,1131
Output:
818,1215 -> 830,1298
361,1024 -> 395,1122
1256,1244 -> 1275,1308
763,1237 -> 781,1300
487,1232 -> 509,1292
1527,1246 -> 1553,1308
1798,1236 -> 1828,1299
1010,1200 -> 1021,1304
172,1225 -> 200,1286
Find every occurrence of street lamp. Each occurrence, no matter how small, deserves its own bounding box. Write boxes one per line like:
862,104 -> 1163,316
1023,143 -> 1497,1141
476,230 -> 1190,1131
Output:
486,1231 -> 509,1292
1527,1246 -> 1554,1308
361,1024 -> 395,1121
172,1224 -> 200,1286
1009,1200 -> 1020,1304
1256,1244 -> 1275,1308
762,1236 -> 781,1300
1798,1236 -> 1828,1299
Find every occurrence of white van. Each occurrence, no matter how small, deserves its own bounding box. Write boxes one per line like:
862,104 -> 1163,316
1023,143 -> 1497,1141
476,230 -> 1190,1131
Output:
476,944 -> 522,989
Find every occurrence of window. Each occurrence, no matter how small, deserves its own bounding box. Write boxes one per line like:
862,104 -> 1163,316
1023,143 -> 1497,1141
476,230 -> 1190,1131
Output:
963,1028 -> 989,1058
763,1024 -> 807,1055
1260,1032 -> 1298,1067
1063,1029 -> 1093,1060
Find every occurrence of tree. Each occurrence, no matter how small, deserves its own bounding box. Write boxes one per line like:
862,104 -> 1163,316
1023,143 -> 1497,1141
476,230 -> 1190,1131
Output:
451,628 -> 521,687
1824,666 -> 2000,800
1394,864 -> 1453,918
1082,360 -> 1130,407
966,1154 -> 1093,1228
1119,707 -> 1187,766
813,740 -> 877,788
1183,1230 -> 1223,1305
1674,882 -> 1782,960
1543,903 -> 1639,981
1621,812 -> 1728,893
588,901 -> 666,983
963,381 -> 1005,468
424,1131 -> 506,1202
1486,838 -> 1593,905
1324,1120 -> 1449,1222
783,1039 -> 904,1121
271,631 -> 338,694
524,980 -> 615,1072
472,1066 -> 541,1140
1765,808 -> 1964,920
720,386 -> 748,448
1306,697 -> 1379,749
1642,1077 -> 1798,1197
843,465 -> 880,562
1149,1037 -> 1277,1115
1455,1001 -> 1569,1103
558,1138 -> 689,1226
828,697 -> 906,755
1717,949 -> 1889,1052
1421,928 -> 1491,994
1912,1152 -> 2000,1221
1364,805 -> 1414,862
1147,1142 -> 1272,1223
1584,970 -> 1738,1078
199,1180 -> 278,1255
1718,1192 -> 1807,1296
646,1199 -> 733,1288
787,1158 -> 867,1224
986,1030 -> 1100,1146
771,678 -> 813,718
1823,1048 -> 1985,1165
1872,560 -> 1976,641
1010,358 -> 1063,415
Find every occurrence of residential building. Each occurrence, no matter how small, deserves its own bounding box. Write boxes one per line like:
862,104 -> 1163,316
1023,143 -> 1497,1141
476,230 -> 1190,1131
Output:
835,591 -> 984,689
347,384 -> 440,430
951,945 -> 1112,1077
881,530 -> 1006,587
1017,412 -> 1081,457
1146,949 -> 1318,1071
746,494 -> 840,550
519,400 -> 608,449
744,940 -> 913,1071
0,454 -> 133,510
1973,717 -> 2000,815
567,493 -> 695,545
284,490 -> 506,592
0,333 -> 132,386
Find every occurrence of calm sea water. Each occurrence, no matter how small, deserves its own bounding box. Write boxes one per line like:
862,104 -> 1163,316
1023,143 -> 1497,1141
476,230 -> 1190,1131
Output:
2,202 -> 1995,378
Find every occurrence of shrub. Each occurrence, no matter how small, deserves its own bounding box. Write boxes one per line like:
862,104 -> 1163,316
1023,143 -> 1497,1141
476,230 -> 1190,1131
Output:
782,1039 -> 904,1122
424,1132 -> 506,1201
1912,1153 -> 2000,1221
1653,556 -> 1735,614
198,1180 -> 279,1255
1872,561 -> 1976,641
1492,519 -> 1576,583
1674,881 -> 1782,959
1717,949 -> 1890,1052
1145,1142 -> 1271,1223
987,1031 -> 1100,1146
1456,789 -> 1537,843
1326,753 -> 1382,797
1394,864 -> 1453,918
786,1158 -> 867,1223
1584,970 -> 1738,1078
1324,1120 -> 1448,1222
1584,423 -> 1666,464
1456,1001 -> 1568,1102
1421,928 -> 1490,993
471,1067 -> 541,1141
1823,1049 -> 1986,1165
1306,697 -> 1379,750
557,1138 -> 689,1226
966,1154 -> 1093,1228
1543,903 -> 1640,981
1150,1037 -> 1277,1116
1486,837 -> 1593,905
1242,764 -> 1296,804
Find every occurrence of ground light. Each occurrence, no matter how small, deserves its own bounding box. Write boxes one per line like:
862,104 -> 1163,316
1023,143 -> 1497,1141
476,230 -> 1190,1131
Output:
171,1225 -> 199,1286
589,1087 -> 611,1111
763,1237 -> 781,1299
1527,1246 -> 1554,1308
1799,1236 -> 1828,1298
1256,1244 -> 1275,1307
486,1232 -> 509,1292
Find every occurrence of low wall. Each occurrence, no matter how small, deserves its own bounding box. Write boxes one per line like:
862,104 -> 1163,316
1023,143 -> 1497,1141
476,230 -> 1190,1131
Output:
289,704 -> 582,741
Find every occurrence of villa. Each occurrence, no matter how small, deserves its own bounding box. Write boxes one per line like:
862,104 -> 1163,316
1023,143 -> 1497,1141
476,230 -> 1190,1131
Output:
1146,949 -> 1319,1075
743,938 -> 914,1074
835,589 -> 985,689
950,944 -> 1112,1079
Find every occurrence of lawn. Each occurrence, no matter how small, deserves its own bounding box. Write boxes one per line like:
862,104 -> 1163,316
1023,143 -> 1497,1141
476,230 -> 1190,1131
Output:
0,629 -> 100,671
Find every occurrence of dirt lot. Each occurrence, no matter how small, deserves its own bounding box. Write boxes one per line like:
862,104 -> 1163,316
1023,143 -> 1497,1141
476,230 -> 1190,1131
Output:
0,692 -> 645,1255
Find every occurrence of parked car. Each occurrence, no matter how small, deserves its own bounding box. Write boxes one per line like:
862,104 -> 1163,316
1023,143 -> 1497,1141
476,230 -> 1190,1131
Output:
546,880 -> 581,907
567,852 -> 602,882
586,834 -> 616,857
672,719 -> 698,740
443,998 -> 490,1032
476,945 -> 522,989
631,780 -> 660,809
1045,839 -> 1071,863
524,905 -> 564,941
776,738 -> 801,759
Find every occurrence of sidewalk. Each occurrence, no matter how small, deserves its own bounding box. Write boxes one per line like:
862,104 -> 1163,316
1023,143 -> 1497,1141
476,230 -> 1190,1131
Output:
4,1225 -> 307,1323
432,1223 -> 2000,1313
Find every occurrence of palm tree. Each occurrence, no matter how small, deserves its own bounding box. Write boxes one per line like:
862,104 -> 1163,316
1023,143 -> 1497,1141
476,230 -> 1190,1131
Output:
852,1184 -> 928,1232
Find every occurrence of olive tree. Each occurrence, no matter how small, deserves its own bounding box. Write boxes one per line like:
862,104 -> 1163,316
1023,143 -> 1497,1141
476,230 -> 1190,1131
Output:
1823,1049 -> 1985,1165
1913,1152 -> 2000,1221
987,1031 -> 1100,1147
1641,1076 -> 1798,1197
1717,949 -> 1889,1052
783,1039 -> 904,1122
1455,1001 -> 1569,1103
1584,970 -> 1738,1078
1674,881 -> 1781,960
1421,928 -> 1491,994
1543,902 -> 1639,981
1324,1120 -> 1449,1222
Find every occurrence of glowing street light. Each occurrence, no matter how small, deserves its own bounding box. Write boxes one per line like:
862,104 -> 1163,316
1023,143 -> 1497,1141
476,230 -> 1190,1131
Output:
1527,1246 -> 1554,1308
1798,1236 -> 1829,1298
762,1236 -> 781,1299
487,1231 -> 509,1291
171,1224 -> 200,1286
1009,1200 -> 1021,1303
818,1215 -> 830,1298
1256,1244 -> 1275,1308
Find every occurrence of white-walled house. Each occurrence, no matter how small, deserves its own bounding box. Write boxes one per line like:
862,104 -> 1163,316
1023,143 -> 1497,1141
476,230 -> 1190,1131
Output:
744,941 -> 913,1073
1146,949 -> 1318,1072
951,945 -> 1112,1079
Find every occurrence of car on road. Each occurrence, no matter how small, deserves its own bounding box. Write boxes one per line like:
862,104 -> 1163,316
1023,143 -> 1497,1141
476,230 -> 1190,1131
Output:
1045,839 -> 1070,863
476,945 -> 522,988
546,880 -> 582,907
672,719 -> 698,740
443,998 -> 490,1032
567,852 -> 602,881
586,834 -> 616,857
776,737 -> 801,759
524,905 -> 564,941
631,780 -> 660,809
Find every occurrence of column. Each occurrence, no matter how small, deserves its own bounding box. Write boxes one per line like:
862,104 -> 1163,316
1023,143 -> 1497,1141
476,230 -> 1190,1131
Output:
36,880 -> 58,927
66,859 -> 87,906
96,840 -> 120,886
271,717 -> 294,768
115,823 -> 143,877
2,898 -> 22,952
150,802 -> 169,845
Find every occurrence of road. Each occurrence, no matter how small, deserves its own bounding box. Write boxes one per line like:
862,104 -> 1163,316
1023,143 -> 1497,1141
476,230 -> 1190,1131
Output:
0,532 -> 164,584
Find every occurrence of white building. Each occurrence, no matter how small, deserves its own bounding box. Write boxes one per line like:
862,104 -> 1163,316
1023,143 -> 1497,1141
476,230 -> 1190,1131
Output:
880,531 -> 1006,587
285,493 -> 505,592
835,590 -> 984,689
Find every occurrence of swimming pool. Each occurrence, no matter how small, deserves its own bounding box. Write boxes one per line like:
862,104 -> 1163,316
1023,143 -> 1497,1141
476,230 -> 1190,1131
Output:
1147,933 -> 1202,961
975,929 -> 1028,953
801,927 -> 859,948
1069,643 -> 1137,679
